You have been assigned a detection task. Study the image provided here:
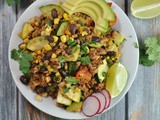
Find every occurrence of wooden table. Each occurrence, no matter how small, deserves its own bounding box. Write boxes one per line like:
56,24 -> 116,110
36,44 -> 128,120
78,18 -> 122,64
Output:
0,0 -> 160,120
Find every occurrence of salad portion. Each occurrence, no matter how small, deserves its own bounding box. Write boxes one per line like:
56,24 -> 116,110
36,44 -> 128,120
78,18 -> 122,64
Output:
11,0 -> 127,116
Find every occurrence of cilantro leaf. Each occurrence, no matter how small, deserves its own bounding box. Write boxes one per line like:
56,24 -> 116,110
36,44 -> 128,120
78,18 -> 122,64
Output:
78,57 -> 91,65
11,49 -> 33,74
145,37 -> 160,63
67,39 -> 77,47
139,48 -> 155,66
11,49 -> 19,60
65,77 -> 78,84
22,53 -> 33,61
63,87 -> 70,93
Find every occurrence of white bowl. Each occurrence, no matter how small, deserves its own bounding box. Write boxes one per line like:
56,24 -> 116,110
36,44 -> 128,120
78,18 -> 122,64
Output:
8,0 -> 139,119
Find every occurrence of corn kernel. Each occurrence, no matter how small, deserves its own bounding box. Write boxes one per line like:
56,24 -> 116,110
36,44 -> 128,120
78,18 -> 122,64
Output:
19,43 -> 26,49
78,26 -> 84,32
48,83 -> 52,86
106,56 -> 110,60
55,72 -> 60,77
41,92 -> 48,97
69,37 -> 74,41
35,22 -> 39,26
60,35 -> 67,43
47,65 -> 54,72
35,59 -> 39,63
23,38 -> 29,43
45,76 -> 51,83
31,52 -> 37,57
44,44 -> 52,51
81,31 -> 88,36
36,50 -> 41,55
35,95 -> 42,101
54,18 -> 60,24
63,13 -> 68,20
53,36 -> 59,43
51,53 -> 57,59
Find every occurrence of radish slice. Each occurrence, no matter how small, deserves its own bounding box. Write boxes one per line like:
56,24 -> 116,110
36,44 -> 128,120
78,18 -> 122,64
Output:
82,96 -> 100,117
91,92 -> 106,114
101,89 -> 111,109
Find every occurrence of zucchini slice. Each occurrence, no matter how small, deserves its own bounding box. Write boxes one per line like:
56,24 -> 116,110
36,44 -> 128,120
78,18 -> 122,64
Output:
57,21 -> 69,36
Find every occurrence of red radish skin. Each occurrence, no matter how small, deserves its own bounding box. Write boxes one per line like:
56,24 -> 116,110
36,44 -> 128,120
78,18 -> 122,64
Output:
91,92 -> 107,114
101,89 -> 111,109
82,96 -> 101,117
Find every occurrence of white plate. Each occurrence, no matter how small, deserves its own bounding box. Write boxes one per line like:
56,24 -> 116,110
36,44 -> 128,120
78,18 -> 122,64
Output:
8,0 -> 139,119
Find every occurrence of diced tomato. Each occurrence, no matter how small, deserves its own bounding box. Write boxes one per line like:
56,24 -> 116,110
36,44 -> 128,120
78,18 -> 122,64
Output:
107,2 -> 112,6
87,20 -> 95,27
76,69 -> 92,83
109,14 -> 117,26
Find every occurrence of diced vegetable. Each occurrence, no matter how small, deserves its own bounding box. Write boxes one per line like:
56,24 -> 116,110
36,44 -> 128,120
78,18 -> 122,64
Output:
56,91 -> 72,106
68,62 -> 77,76
112,30 -> 124,46
76,69 -> 92,82
64,86 -> 82,102
66,45 -> 80,61
27,36 -> 49,51
21,23 -> 34,39
39,4 -> 64,18
57,21 -> 69,36
98,59 -> 108,82
66,102 -> 83,112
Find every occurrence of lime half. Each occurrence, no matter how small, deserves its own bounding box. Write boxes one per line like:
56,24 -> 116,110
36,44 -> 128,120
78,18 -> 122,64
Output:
105,63 -> 128,98
131,0 -> 160,19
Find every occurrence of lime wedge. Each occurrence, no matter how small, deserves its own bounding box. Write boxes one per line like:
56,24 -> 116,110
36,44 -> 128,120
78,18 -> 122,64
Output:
131,0 -> 160,19
105,63 -> 128,98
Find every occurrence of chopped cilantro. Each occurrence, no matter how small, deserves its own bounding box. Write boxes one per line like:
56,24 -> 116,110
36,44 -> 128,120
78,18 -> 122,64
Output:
63,87 -> 70,93
134,42 -> 139,48
65,77 -> 78,84
67,39 -> 77,47
78,57 -> 91,65
102,72 -> 107,78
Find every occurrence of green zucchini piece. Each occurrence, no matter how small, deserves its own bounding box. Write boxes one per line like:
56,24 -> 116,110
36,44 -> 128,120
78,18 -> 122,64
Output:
39,4 -> 64,18
57,91 -> 72,106
21,23 -> 34,39
66,102 -> 83,112
64,86 -> 82,102
27,36 -> 49,51
98,59 -> 108,82
113,31 -> 124,46
57,21 -> 69,36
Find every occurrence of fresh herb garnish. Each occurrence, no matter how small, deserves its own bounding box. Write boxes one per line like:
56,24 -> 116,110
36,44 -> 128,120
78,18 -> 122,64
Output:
145,37 -> 160,63
11,49 -> 34,74
73,45 -> 79,53
63,87 -> 70,93
58,56 -> 66,67
67,39 -> 77,47
139,48 -> 155,66
78,57 -> 91,65
6,0 -> 19,6
102,72 -> 107,78
65,77 -> 78,84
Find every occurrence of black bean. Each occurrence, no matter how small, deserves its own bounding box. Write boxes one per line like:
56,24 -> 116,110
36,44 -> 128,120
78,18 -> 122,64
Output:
46,35 -> 54,42
107,51 -> 116,56
92,36 -> 100,42
20,75 -> 30,85
70,24 -> 77,35
43,51 -> 53,61
30,63 -> 37,68
59,69 -> 67,78
65,49 -> 72,55
35,86 -> 46,94
51,8 -> 58,19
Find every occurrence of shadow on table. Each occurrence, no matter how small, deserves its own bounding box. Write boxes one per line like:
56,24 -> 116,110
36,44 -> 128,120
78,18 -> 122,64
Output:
19,0 -> 34,9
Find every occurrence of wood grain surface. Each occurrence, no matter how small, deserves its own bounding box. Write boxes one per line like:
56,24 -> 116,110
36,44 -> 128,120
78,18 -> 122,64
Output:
0,0 -> 160,120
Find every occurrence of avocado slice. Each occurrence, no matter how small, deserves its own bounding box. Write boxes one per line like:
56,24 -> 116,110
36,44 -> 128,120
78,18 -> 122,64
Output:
62,0 -> 115,21
21,23 -> 34,39
39,4 -> 64,18
113,31 -> 125,46
66,102 -> 83,112
57,91 -> 72,106
64,86 -> 82,103
27,36 -> 49,51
